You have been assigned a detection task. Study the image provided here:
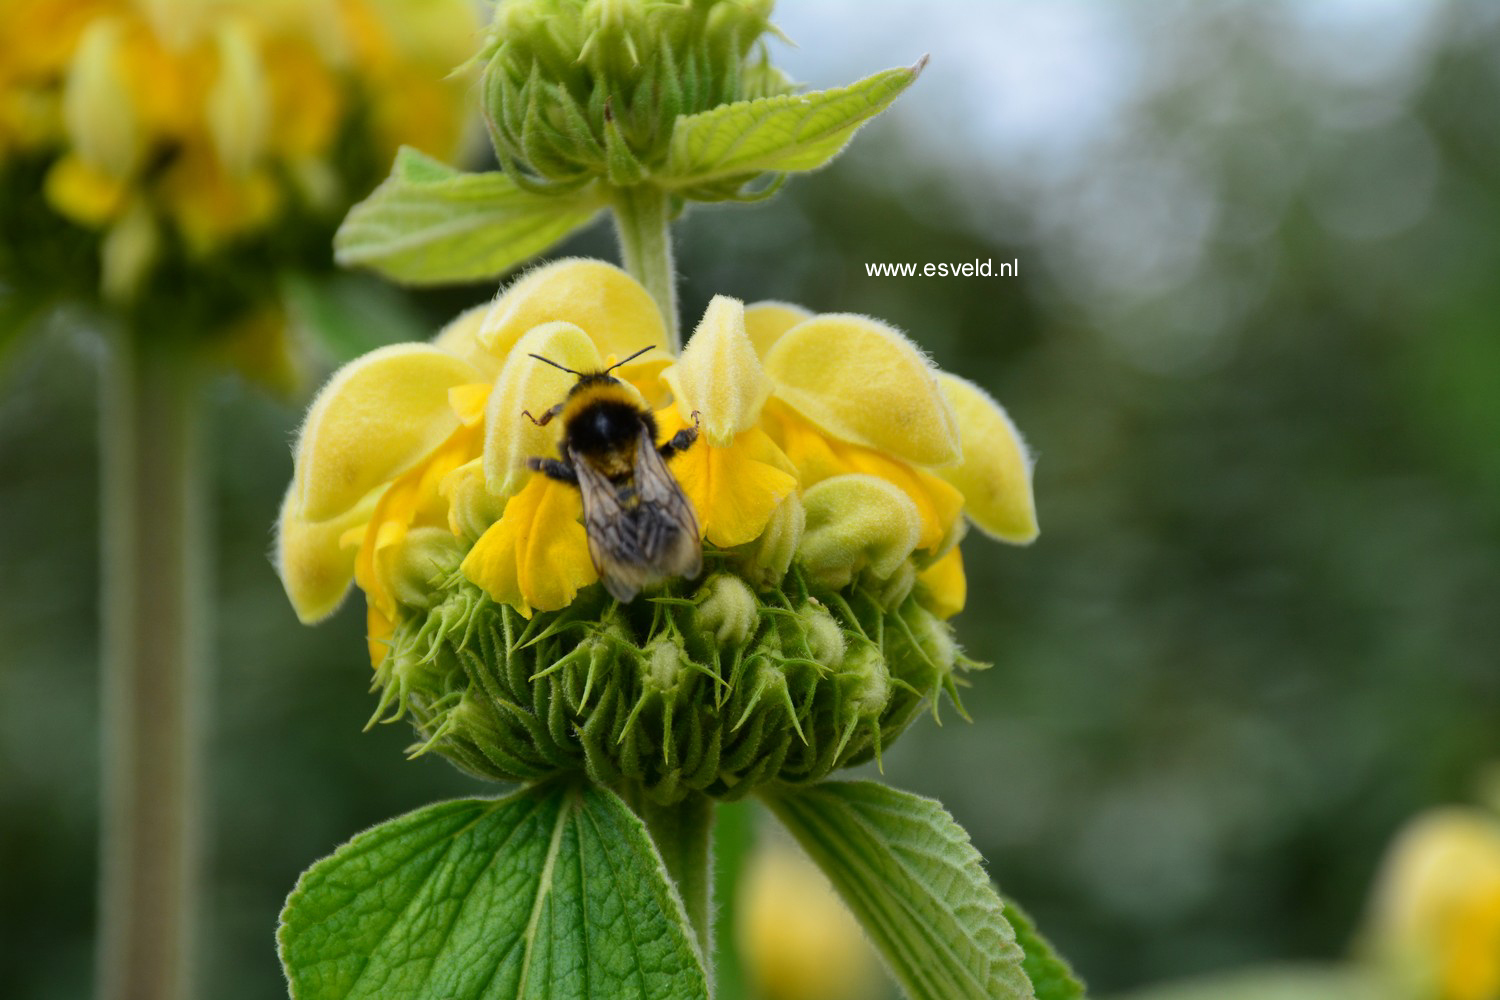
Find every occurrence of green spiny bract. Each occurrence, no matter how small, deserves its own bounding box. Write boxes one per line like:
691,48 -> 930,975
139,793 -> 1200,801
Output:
481,0 -> 794,195
371,566 -> 975,804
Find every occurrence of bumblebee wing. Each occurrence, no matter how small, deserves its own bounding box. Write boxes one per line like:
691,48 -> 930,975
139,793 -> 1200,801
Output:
569,450 -> 648,603
631,430 -> 703,580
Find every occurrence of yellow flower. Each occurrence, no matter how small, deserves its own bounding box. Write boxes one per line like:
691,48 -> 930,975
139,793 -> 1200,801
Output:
3,0 -> 478,292
1365,807 -> 1500,1000
277,258 -> 1037,665
738,839 -> 881,1000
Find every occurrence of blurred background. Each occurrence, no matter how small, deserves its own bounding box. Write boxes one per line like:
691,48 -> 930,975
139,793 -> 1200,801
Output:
4,0 -> 1500,997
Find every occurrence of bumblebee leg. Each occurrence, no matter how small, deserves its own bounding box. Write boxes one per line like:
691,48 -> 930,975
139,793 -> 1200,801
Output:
657,412 -> 700,460
526,456 -> 578,484
522,403 -> 564,427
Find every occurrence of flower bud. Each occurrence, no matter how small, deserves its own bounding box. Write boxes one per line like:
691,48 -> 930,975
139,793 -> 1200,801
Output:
696,573 -> 758,647
480,0 -> 793,183
798,474 -> 922,590
382,527 -> 464,611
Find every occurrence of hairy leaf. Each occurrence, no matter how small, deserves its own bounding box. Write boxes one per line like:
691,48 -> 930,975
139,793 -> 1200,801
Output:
279,782 -> 708,1000
763,780 -> 1034,1000
663,61 -> 925,186
1003,898 -> 1087,1000
334,148 -> 603,285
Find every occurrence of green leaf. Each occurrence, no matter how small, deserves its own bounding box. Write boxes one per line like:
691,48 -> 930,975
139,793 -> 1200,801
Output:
335,148 -> 604,285
280,272 -> 430,365
1002,898 -> 1087,1000
279,782 -> 709,1000
762,780 -> 1035,1000
1112,966 -> 1398,1000
663,60 -> 925,187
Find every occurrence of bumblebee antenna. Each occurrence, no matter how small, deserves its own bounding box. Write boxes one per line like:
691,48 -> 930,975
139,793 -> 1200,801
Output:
528,353 -> 582,375
604,345 -> 654,373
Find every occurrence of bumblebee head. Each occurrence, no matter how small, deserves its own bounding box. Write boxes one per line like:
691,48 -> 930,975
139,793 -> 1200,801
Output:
528,345 -> 655,394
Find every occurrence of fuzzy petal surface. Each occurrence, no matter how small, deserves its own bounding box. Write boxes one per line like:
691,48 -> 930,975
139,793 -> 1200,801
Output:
482,322 -> 607,499
292,343 -> 480,522
477,258 -> 671,365
743,301 -> 812,358
460,474 -> 597,617
275,484 -> 378,623
662,295 -> 770,446
936,372 -> 1038,544
764,313 -> 960,467
659,410 -> 797,548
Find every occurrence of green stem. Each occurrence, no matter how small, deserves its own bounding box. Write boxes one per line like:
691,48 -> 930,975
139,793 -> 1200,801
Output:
97,331 -> 206,1000
611,184 -> 679,351
632,791 -> 716,968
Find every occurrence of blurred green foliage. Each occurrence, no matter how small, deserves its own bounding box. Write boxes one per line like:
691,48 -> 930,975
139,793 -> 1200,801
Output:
4,3 -> 1500,998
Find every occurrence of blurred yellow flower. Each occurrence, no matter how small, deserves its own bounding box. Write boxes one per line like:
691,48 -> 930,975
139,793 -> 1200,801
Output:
738,839 -> 881,1000
1366,807 -> 1500,1000
3,0 -> 477,294
276,258 -> 1037,660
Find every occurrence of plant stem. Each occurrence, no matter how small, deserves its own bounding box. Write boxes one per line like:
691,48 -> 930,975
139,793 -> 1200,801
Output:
635,792 -> 716,966
611,184 -> 679,351
97,330 -> 206,1000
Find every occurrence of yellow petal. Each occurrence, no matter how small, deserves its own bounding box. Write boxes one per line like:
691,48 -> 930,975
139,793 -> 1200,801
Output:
477,258 -> 671,365
660,410 -> 797,548
461,474 -> 597,617
63,17 -> 142,177
743,301 -> 811,358
482,322 -> 606,499
1367,808 -> 1500,1000
206,22 -> 269,176
764,313 -> 960,467
763,401 -> 963,554
433,302 -> 503,376
275,482 -> 377,623
353,420 -> 482,619
293,343 -> 481,523
936,372 -> 1038,544
797,474 -> 922,590
448,382 -> 491,426
916,545 -> 967,619
43,154 -> 128,226
662,295 -> 769,446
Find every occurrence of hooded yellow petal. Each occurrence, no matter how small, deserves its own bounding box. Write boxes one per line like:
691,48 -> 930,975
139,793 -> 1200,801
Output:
482,322 -> 608,499
461,474 -> 597,617
797,474 -> 922,590
1367,808 -> 1500,1000
274,482 -> 378,623
662,295 -> 769,446
764,314 -> 960,467
936,372 -> 1038,544
916,545 -> 966,619
292,343 -> 481,523
743,301 -> 812,358
763,401 -> 963,554
477,258 -> 671,365
659,410 -> 797,549
433,301 -> 504,376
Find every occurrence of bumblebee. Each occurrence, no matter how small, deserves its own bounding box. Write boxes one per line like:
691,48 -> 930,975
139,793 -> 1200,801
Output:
524,347 -> 703,603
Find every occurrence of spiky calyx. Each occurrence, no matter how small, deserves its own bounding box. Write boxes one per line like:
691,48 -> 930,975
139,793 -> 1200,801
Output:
371,565 -> 980,805
481,0 -> 794,191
